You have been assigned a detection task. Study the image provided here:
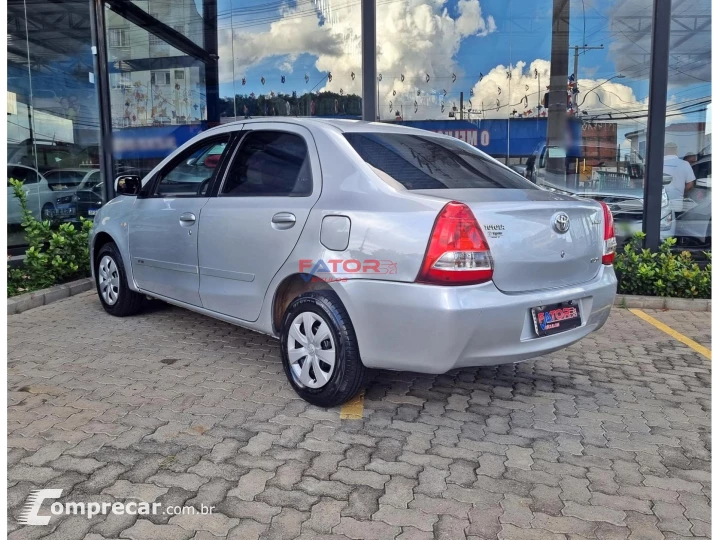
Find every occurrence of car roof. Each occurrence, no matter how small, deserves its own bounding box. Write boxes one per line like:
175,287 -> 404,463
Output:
7,164 -> 38,171
44,168 -> 99,173
214,117 -> 444,137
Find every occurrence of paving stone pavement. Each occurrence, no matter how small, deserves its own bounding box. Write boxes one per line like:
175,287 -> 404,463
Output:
640,309 -> 711,350
7,292 -> 711,539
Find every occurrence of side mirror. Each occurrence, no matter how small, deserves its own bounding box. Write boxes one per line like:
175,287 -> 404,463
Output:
662,173 -> 673,185
115,175 -> 142,195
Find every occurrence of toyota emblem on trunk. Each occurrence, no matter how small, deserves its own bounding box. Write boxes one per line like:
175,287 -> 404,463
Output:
553,212 -> 570,233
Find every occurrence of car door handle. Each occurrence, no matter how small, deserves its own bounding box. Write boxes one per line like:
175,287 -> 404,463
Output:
179,212 -> 196,224
271,212 -> 296,230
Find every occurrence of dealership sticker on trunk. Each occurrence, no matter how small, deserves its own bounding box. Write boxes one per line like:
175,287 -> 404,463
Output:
531,302 -> 581,337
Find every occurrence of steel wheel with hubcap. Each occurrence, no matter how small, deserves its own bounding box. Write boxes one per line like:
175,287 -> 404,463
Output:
95,242 -> 144,317
287,312 -> 336,389
98,255 -> 120,306
280,290 -> 368,407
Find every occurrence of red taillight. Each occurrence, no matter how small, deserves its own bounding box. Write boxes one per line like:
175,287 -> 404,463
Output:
599,201 -> 617,265
417,201 -> 493,285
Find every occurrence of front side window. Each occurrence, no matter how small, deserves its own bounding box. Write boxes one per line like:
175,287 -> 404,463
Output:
221,131 -> 312,196
343,133 -> 535,190
153,136 -> 230,197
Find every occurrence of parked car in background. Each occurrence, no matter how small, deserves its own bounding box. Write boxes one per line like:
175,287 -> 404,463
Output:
47,168 -> 103,221
528,144 -> 675,247
674,155 -> 711,248
540,181 -> 676,247
90,119 -> 617,406
7,165 -> 75,223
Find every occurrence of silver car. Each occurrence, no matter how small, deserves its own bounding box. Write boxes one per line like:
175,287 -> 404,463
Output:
90,119 -> 617,406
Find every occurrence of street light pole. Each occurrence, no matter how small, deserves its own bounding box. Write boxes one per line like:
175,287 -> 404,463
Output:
571,44 -> 604,110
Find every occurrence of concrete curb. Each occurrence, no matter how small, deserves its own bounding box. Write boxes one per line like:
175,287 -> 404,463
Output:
7,280 -> 711,314
8,277 -> 94,315
614,294 -> 711,312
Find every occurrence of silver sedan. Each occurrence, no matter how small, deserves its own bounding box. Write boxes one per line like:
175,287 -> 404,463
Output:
90,119 -> 617,406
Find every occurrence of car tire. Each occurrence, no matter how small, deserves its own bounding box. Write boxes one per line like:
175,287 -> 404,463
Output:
95,242 -> 144,317
280,291 -> 368,407
41,203 -> 54,221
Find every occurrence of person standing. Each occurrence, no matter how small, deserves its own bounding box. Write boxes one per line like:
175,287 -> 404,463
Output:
663,141 -> 695,212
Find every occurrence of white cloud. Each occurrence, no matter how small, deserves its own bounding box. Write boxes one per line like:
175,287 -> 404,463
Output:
219,0 -> 498,114
217,5 -> 344,85
217,1 -> 647,124
468,59 -> 647,121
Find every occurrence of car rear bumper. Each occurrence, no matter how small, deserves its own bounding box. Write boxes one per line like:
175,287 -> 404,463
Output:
615,212 -> 675,245
332,266 -> 617,374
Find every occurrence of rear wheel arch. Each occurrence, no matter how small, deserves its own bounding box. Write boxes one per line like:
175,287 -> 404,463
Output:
271,273 -> 334,334
279,289 -> 368,406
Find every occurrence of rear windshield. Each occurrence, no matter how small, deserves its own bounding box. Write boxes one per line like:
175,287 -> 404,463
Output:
344,132 -> 536,190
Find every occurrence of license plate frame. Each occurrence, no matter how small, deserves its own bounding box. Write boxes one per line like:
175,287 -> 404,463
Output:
531,301 -> 581,337
87,208 -> 99,216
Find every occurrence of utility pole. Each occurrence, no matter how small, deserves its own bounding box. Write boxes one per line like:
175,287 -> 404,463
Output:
546,0 -> 570,185
571,44 -> 604,110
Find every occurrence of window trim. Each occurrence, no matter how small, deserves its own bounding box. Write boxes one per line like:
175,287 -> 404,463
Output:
144,134 -> 234,199
151,71 -> 171,87
108,28 -> 129,48
217,129 -> 314,198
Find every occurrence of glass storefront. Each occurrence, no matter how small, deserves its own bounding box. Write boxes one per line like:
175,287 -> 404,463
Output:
7,0 -> 102,249
216,0 -> 363,122
5,0 -> 712,255
105,6 -> 209,179
661,0 -> 712,254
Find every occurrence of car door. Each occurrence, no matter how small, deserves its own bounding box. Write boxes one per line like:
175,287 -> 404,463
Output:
7,166 -> 41,222
198,124 -> 321,321
129,134 -> 232,306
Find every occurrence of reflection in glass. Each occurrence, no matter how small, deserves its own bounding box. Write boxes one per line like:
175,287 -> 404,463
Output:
7,0 -> 103,248
663,0 -> 712,252
216,0 -> 362,121
105,6 -> 208,180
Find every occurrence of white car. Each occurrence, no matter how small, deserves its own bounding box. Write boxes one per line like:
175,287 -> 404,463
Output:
7,165 -> 71,223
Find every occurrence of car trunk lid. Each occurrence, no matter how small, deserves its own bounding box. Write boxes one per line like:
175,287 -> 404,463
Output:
413,188 -> 604,293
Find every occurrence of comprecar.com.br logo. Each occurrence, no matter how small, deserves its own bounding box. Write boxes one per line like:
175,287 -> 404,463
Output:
19,489 -> 214,525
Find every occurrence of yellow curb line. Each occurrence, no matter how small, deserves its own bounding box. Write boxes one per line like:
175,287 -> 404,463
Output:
628,308 -> 711,360
340,393 -> 364,419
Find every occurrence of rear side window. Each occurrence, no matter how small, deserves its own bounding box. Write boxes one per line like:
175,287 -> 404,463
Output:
7,166 -> 39,185
45,170 -> 86,189
221,131 -> 312,196
344,132 -> 535,190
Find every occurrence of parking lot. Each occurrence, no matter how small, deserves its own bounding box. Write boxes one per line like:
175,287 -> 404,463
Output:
8,291 -> 711,539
